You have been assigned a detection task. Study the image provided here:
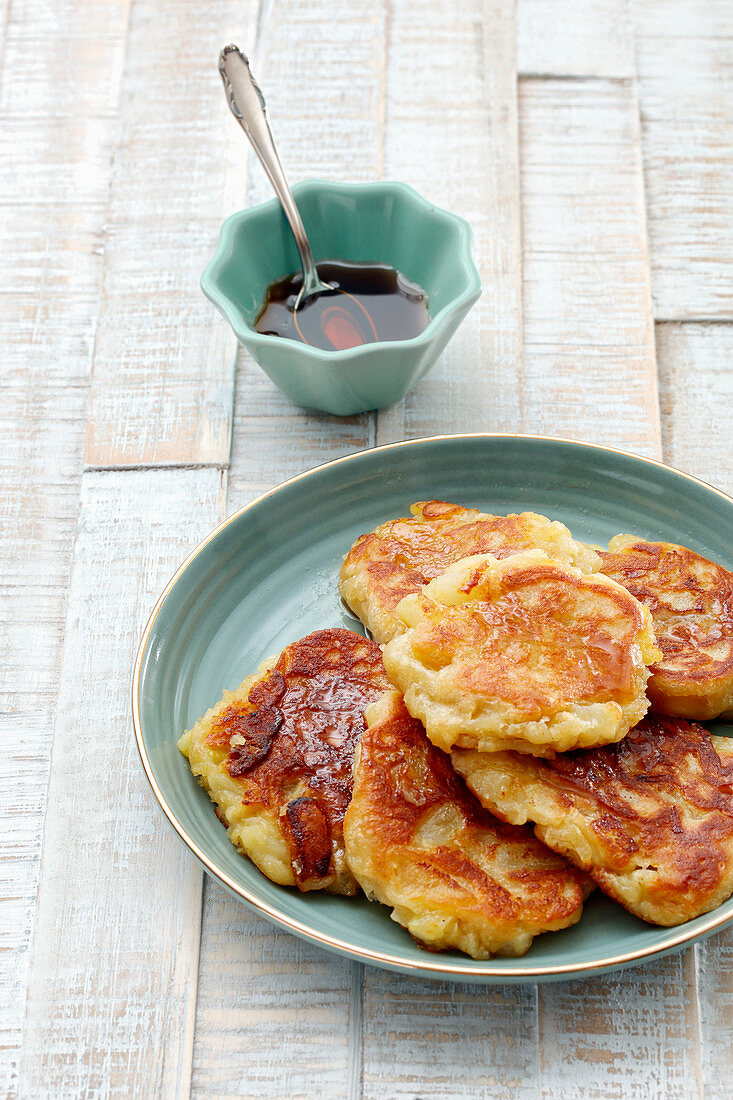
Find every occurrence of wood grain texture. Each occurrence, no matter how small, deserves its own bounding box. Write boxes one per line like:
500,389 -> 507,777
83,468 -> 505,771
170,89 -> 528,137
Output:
517,0 -> 635,77
517,74 -> 707,1099
363,976 -> 539,1100
634,0 -> 733,319
363,5 -> 544,1098
0,204 -> 105,1097
693,926 -> 733,1100
243,0 -> 389,207
17,469 -> 225,1099
0,4 -> 130,1091
656,322 -> 733,493
655,320 -> 733,1099
191,882 -> 356,1100
83,0 -> 258,468
376,0 -> 523,444
191,2 -> 384,1095
519,77 -> 661,457
0,0 -> 128,117
0,117 -> 116,205
227,373 -> 373,508
4,0 -> 732,1093
537,952 -> 702,1100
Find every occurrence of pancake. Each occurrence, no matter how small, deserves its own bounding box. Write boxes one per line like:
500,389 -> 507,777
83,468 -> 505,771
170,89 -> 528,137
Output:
382,550 -> 661,757
342,691 -> 591,958
599,536 -> 733,720
178,628 -> 391,894
339,501 -> 601,643
453,716 -> 733,925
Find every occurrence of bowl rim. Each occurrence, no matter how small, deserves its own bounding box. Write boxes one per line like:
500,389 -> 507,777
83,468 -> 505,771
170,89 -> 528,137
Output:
200,178 -> 483,364
132,432 -> 733,981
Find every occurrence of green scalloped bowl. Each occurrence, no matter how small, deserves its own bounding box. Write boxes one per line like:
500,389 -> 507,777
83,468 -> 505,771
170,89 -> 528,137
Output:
134,435 -> 733,983
201,180 -> 481,415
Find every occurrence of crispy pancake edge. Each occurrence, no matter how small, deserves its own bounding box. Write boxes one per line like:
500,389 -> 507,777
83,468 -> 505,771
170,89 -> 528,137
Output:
600,535 -> 733,720
339,501 -> 601,644
383,550 -> 660,756
343,690 -> 591,959
178,628 -> 391,895
452,717 -> 733,925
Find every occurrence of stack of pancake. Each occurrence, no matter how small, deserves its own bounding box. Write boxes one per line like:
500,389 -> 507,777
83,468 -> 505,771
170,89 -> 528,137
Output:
179,501 -> 733,959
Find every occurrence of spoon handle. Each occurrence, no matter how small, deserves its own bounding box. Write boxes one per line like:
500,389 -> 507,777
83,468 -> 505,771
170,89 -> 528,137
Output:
219,45 -> 323,298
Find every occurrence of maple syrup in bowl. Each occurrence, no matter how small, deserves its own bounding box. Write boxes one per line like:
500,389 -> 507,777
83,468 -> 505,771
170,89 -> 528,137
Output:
255,260 -> 430,352
201,179 -> 482,415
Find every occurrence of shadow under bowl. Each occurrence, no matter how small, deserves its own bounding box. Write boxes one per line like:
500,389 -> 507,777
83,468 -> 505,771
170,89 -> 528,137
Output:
201,180 -> 482,416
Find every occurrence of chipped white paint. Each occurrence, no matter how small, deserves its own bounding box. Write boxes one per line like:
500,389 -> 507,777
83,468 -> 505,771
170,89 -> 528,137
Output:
191,3 -> 383,1094
363,975 -> 540,1099
517,0 -> 635,77
83,1 -> 259,467
0,0 -> 128,117
656,322 -> 733,494
0,3 -> 130,1092
0,202 -> 105,1100
537,952 -> 703,1100
17,469 -> 225,1098
191,888 -> 358,1099
3,0 -> 733,1096
634,0 -> 733,319
376,0 -> 523,443
655,320 -> 733,1100
519,77 -> 661,458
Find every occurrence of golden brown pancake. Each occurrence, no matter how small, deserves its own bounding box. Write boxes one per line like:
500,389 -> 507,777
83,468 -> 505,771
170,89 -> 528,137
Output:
382,550 -> 661,756
599,536 -> 733,720
339,501 -> 601,643
342,691 -> 591,958
178,628 -> 392,894
453,716 -> 733,925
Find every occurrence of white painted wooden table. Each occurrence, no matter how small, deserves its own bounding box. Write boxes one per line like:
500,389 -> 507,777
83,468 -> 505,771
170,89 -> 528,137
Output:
2,1 -> 732,1096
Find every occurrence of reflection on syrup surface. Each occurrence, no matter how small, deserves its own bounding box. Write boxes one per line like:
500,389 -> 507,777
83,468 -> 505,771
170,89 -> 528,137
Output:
254,260 -> 430,351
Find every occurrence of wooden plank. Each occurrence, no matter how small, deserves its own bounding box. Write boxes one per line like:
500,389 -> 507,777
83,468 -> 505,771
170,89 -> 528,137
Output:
17,468 -> 225,1098
645,321 -> 733,1099
0,117 -> 115,206
0,3 -> 130,1090
0,204 -> 106,1098
0,212 -> 105,1100
83,0 -> 259,468
359,4 -> 542,1098
376,0 -> 523,445
517,0 -> 634,77
191,1 -> 384,1095
656,321 -> 733,494
192,884 -> 356,1100
243,0 -> 392,207
634,0 -> 733,319
227,347 -> 373,505
693,927 -> 733,1100
519,77 -> 661,458
363,975 -> 539,1099
518,73 -> 704,1097
537,953 -> 701,1099
0,1 -> 11,83
0,0 -> 128,117
695,930 -> 733,1100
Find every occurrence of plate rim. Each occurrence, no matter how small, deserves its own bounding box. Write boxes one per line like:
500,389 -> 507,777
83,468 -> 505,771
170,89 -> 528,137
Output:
132,432 -> 733,980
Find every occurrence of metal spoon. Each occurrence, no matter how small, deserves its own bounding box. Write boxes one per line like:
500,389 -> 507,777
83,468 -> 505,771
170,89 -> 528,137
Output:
218,45 -> 333,311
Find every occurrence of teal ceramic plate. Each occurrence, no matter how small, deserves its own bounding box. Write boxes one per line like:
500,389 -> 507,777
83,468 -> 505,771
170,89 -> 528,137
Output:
134,435 -> 733,983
